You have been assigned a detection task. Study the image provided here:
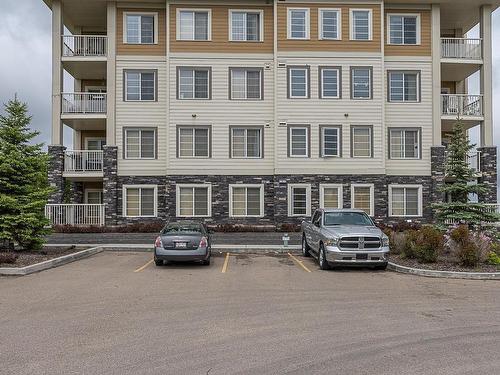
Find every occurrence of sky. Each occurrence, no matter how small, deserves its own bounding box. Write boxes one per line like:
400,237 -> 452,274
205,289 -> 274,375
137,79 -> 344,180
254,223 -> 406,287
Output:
0,0 -> 499,193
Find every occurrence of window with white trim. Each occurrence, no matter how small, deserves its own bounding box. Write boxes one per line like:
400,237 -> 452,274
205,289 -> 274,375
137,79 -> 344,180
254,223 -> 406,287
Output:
288,67 -> 309,98
123,186 -> 157,217
351,126 -> 372,158
289,126 -> 309,157
350,9 -> 372,40
388,14 -> 419,45
230,184 -> 264,217
319,67 -> 340,98
178,67 -> 210,99
351,67 -> 372,99
178,127 -> 209,158
85,190 -> 103,204
389,128 -> 420,159
125,129 -> 155,159
389,185 -> 422,217
231,128 -> 262,158
321,127 -> 341,157
125,13 -> 156,44
176,184 -> 211,217
389,71 -> 419,102
319,8 -> 341,40
230,10 -> 263,41
288,184 -> 311,216
351,184 -> 374,216
288,8 -> 310,39
125,71 -> 156,101
177,10 -> 210,41
230,68 -> 262,100
320,184 -> 343,209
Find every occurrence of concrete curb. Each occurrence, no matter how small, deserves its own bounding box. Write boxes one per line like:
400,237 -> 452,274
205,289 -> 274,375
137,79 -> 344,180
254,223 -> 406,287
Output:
388,262 -> 500,280
45,244 -> 302,252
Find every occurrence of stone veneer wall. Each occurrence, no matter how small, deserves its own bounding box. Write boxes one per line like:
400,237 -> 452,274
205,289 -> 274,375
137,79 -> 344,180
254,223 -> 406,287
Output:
47,145 -> 65,204
103,146 -> 119,225
430,146 -> 446,221
478,146 -> 498,203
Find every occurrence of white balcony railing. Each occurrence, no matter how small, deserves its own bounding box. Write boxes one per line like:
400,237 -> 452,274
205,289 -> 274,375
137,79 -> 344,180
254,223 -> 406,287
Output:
441,94 -> 483,117
64,150 -> 104,173
45,204 -> 105,226
484,204 -> 500,215
441,38 -> 482,60
62,35 -> 108,57
62,93 -> 107,114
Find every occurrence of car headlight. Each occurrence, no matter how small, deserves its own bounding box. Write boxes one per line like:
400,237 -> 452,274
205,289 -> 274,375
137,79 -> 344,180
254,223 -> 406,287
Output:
382,236 -> 390,247
324,238 -> 339,247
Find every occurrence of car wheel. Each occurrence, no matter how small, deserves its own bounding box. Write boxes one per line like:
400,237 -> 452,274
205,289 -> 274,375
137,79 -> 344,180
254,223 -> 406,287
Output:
202,257 -> 211,266
318,244 -> 330,270
301,234 -> 311,257
154,259 -> 163,266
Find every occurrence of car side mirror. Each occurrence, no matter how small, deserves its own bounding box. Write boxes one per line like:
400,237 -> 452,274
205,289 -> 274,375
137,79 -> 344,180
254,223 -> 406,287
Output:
314,221 -> 321,228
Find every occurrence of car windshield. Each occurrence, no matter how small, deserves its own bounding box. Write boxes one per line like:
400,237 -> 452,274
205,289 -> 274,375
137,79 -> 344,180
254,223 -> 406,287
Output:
323,212 -> 373,226
162,223 -> 203,235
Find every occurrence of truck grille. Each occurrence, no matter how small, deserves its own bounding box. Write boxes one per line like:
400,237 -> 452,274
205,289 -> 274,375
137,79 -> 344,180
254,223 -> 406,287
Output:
339,236 -> 381,250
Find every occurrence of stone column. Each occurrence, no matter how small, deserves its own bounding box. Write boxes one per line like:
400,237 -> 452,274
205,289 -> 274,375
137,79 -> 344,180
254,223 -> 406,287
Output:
430,146 -> 447,218
47,145 -> 66,204
478,146 -> 497,203
103,146 -> 118,225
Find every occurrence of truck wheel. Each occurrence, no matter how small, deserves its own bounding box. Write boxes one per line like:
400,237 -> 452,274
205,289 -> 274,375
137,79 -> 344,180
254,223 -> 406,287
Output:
301,234 -> 311,257
318,244 -> 330,270
154,259 -> 163,266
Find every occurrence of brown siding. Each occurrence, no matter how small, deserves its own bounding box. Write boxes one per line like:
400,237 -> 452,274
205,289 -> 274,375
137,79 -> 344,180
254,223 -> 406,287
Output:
170,5 -> 274,53
277,3 -> 381,52
81,130 -> 106,148
441,81 -> 456,94
385,10 -> 431,56
117,8 -> 166,56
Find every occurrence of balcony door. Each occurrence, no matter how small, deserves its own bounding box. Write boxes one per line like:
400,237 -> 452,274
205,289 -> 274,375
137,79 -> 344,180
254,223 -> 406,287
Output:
85,138 -> 105,171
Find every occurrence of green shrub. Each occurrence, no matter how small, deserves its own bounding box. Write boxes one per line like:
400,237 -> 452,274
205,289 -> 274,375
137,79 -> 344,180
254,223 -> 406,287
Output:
400,230 -> 419,259
412,226 -> 444,263
486,252 -> 500,266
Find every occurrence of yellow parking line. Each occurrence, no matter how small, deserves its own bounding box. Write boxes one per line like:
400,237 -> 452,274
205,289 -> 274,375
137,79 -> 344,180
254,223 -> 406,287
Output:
288,253 -> 312,273
134,259 -> 154,273
221,253 -> 231,273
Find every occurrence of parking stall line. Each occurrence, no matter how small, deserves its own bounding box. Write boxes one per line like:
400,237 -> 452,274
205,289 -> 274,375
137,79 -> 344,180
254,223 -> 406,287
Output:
288,253 -> 312,273
221,253 -> 231,273
134,259 -> 154,273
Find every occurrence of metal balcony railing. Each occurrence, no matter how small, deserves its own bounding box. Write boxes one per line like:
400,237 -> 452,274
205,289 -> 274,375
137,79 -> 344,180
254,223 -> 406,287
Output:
62,93 -> 107,114
441,38 -> 482,60
441,94 -> 483,117
62,35 -> 108,57
64,150 -> 104,173
45,204 -> 105,226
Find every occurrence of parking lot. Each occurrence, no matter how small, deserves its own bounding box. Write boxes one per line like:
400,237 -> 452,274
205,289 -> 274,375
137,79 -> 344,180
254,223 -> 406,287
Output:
1,251 -> 500,375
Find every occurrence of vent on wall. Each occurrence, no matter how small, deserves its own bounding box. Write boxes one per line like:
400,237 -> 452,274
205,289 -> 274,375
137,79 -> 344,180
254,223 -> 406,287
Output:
264,63 -> 271,70
278,122 -> 287,127
278,62 -> 286,69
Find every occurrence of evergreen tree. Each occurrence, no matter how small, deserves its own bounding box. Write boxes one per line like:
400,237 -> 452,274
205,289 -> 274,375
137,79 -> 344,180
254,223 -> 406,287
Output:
433,121 -> 499,226
0,98 -> 52,250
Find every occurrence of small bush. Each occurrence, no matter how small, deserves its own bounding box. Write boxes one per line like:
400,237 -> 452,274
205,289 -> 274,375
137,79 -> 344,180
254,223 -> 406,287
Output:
446,225 -> 492,267
389,231 -> 407,255
486,252 -> 500,266
400,230 -> 419,259
0,252 -> 18,264
412,226 -> 444,263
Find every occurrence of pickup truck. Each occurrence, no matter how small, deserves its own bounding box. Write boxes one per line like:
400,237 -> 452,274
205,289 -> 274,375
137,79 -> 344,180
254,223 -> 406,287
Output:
301,208 -> 390,270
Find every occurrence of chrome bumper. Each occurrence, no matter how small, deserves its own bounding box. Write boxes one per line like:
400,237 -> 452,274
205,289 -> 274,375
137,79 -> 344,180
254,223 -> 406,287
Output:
324,245 -> 390,264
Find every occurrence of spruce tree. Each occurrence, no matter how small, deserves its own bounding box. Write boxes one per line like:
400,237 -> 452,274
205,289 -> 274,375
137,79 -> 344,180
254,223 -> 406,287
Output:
0,98 -> 52,250
433,121 -> 499,226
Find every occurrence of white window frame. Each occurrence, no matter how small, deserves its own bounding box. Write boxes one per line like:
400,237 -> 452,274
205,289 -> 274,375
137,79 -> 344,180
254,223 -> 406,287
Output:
349,9 -> 373,41
321,126 -> 341,157
287,183 -> 312,217
351,126 -> 373,158
124,71 -> 156,102
124,128 -> 156,160
318,8 -> 342,40
176,8 -> 212,41
122,185 -> 158,218
85,137 -> 106,151
320,68 -> 341,99
175,183 -> 212,218
230,68 -> 262,100
288,67 -> 309,99
230,127 -> 263,159
319,184 -> 343,209
177,127 -> 210,158
123,12 -> 159,45
389,128 -> 420,160
289,126 -> 309,158
84,189 -> 103,204
177,67 -> 211,100
229,184 -> 264,218
388,184 -> 423,217
287,8 -> 310,40
388,71 -> 420,103
351,67 -> 372,100
387,13 -> 421,45
351,184 -> 374,216
229,9 -> 264,42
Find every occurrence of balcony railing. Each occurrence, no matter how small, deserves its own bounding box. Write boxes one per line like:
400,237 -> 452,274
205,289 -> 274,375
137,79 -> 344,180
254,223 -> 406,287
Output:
62,93 -> 107,114
62,35 -> 108,57
441,38 -> 482,60
441,94 -> 483,117
64,150 -> 104,173
45,204 -> 105,226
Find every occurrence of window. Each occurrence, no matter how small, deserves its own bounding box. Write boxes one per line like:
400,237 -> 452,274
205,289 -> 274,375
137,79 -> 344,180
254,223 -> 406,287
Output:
124,71 -> 156,101
288,67 -> 309,99
229,185 -> 264,217
288,184 -> 311,216
85,190 -> 103,204
351,67 -> 372,99
389,128 -> 420,159
388,14 -> 419,45
287,8 -> 310,39
125,128 -> 156,159
125,13 -> 157,44
389,71 -> 419,102
123,185 -> 157,217
176,184 -> 211,217
288,126 -> 309,157
351,126 -> 372,158
319,9 -> 341,40
230,68 -> 263,100
231,127 -> 262,158
319,67 -> 341,99
230,10 -> 263,41
320,184 -> 343,209
350,9 -> 372,40
177,127 -> 210,158
177,67 -> 210,99
389,185 -> 422,217
351,184 -> 374,216
177,9 -> 210,41
321,126 -> 341,157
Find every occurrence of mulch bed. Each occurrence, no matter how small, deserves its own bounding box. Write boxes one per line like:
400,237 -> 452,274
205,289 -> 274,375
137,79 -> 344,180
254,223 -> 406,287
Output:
0,246 -> 87,268
390,254 -> 499,273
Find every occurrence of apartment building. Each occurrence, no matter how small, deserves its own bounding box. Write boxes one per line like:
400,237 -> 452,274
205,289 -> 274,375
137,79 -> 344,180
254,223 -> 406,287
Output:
44,0 -> 498,227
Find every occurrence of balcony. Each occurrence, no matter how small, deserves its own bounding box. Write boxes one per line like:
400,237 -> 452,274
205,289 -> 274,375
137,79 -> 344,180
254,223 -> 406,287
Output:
63,150 -> 104,179
62,93 -> 107,115
45,204 -> 105,226
441,38 -> 483,81
445,151 -> 482,175
62,35 -> 107,57
441,94 -> 483,119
